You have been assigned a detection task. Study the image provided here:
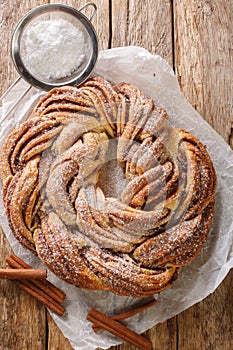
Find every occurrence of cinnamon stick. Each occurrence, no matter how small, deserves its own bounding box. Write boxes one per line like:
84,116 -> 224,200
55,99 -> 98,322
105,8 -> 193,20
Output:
5,254 -> 66,316
92,299 -> 157,332
13,279 -> 65,316
9,253 -> 66,302
0,268 -> 47,279
6,255 -> 66,304
87,308 -> 152,350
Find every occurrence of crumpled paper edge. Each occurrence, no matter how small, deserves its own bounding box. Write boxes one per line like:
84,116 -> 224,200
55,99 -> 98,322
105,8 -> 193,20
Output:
0,46 -> 232,350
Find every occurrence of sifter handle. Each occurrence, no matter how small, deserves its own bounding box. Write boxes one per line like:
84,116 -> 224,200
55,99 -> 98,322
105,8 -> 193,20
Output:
78,2 -> 97,22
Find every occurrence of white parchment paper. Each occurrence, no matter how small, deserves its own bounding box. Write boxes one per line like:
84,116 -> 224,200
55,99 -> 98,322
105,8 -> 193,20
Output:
0,47 -> 233,350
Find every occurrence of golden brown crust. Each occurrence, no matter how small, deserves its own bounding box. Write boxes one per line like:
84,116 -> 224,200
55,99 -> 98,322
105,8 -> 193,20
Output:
0,77 -> 217,297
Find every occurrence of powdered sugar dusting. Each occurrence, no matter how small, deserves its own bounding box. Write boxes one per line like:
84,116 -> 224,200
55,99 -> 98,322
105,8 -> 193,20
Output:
22,19 -> 86,80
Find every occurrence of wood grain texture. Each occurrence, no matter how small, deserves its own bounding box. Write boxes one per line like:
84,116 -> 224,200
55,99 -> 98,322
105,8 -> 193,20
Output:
174,0 -> 233,142
0,0 -> 232,349
111,0 -> 173,66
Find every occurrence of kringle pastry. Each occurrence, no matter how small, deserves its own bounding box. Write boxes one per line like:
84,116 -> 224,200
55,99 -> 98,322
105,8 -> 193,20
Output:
0,77 -> 216,297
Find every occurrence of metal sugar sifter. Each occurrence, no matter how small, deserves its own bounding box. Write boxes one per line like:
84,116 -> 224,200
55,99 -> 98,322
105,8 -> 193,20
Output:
1,2 -> 98,121
12,2 -> 98,90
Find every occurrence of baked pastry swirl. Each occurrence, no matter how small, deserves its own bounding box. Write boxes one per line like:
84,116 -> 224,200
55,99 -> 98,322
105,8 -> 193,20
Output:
0,77 -> 216,297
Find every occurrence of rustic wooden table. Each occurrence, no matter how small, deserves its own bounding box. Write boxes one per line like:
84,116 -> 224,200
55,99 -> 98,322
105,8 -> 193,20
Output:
0,1 -> 232,349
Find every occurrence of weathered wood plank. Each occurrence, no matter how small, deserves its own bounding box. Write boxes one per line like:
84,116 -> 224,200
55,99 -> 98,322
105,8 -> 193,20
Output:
111,0 -> 173,66
174,0 -> 233,142
174,1 -> 233,349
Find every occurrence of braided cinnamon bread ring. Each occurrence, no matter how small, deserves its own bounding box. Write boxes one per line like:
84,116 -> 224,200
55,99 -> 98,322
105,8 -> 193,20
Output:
0,77 -> 216,297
